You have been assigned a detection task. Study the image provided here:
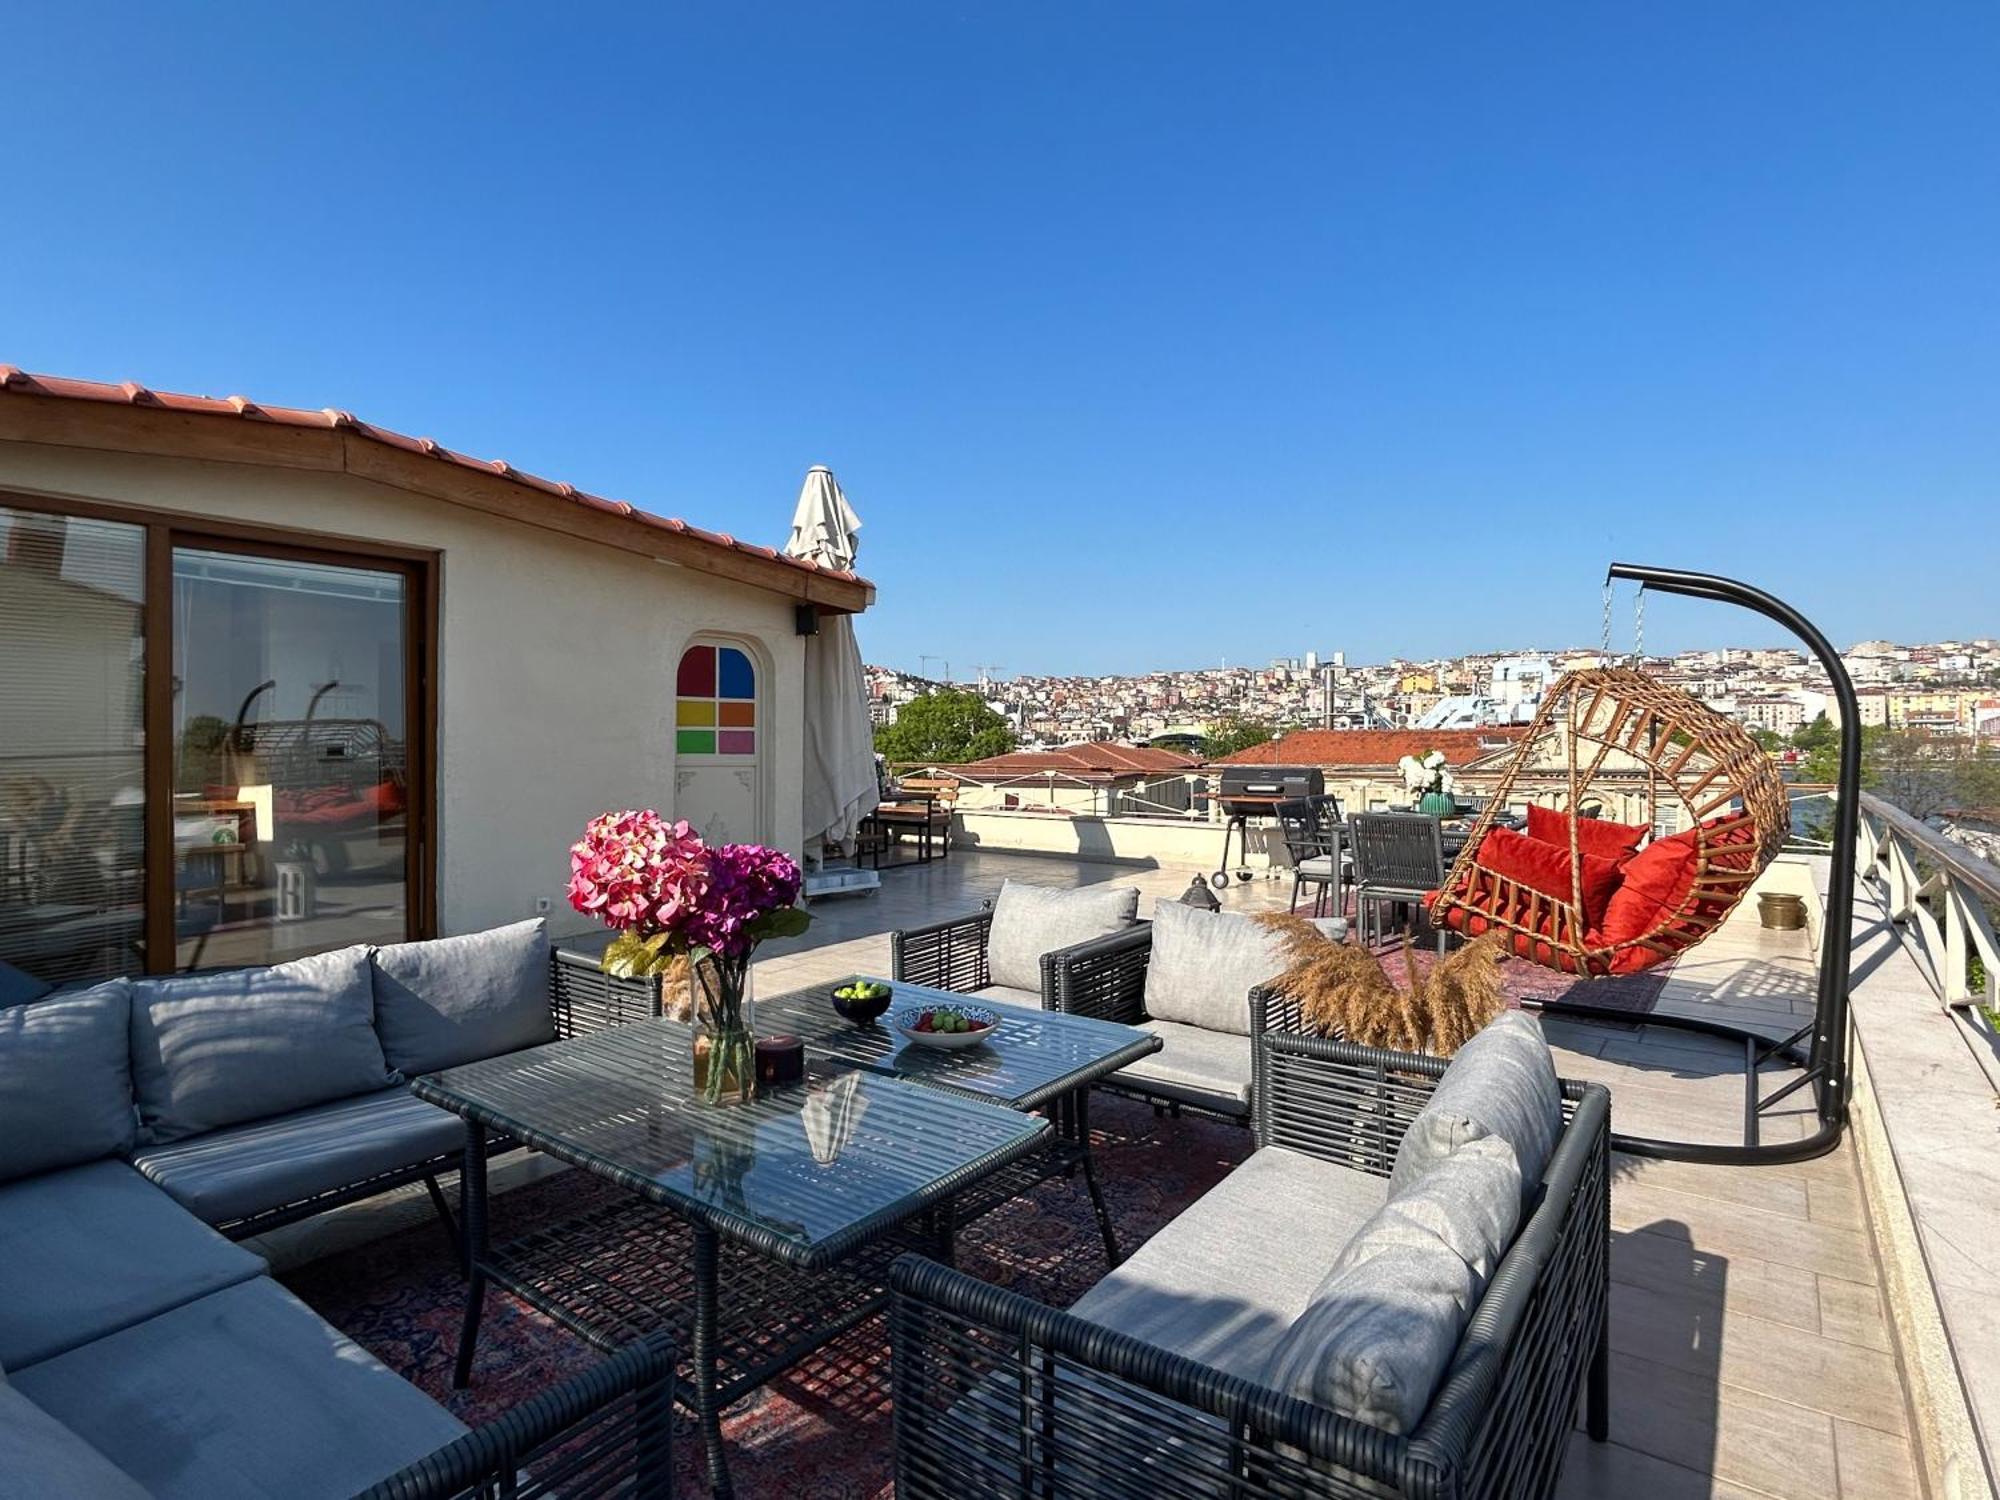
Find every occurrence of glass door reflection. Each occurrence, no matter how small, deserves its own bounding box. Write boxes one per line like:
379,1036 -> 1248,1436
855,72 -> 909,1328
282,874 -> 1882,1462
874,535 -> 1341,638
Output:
172,546 -> 411,969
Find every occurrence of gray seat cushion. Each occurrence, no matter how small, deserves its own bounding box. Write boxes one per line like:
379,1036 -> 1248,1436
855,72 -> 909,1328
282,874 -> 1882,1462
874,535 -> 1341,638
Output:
1143,899 -> 1342,1035
14,1277 -> 468,1500
130,944 -> 393,1145
372,918 -> 554,1076
1068,1146 -> 1389,1382
0,1383 -> 150,1499
1113,1019 -> 1254,1117
0,1159 -> 265,1369
985,880 -> 1139,991
1265,1182 -> 1486,1435
0,980 -> 135,1183
1391,1011 -> 1563,1195
1296,855 -> 1340,879
969,983 -> 1047,1009
130,1087 -> 468,1227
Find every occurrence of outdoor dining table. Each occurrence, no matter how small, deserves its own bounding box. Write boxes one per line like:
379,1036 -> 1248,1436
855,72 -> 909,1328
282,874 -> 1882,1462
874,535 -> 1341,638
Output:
413,985 -> 1158,1499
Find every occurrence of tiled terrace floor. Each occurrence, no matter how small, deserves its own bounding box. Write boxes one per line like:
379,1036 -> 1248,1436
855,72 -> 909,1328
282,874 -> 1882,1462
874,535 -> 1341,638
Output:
260,847 -> 1923,1500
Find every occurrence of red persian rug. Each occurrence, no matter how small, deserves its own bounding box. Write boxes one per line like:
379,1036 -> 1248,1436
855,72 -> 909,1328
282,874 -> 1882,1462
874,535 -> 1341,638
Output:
281,1093 -> 1252,1499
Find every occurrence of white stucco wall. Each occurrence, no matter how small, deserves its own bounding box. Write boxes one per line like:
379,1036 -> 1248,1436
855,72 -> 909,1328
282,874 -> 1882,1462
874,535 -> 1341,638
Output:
0,442 -> 807,941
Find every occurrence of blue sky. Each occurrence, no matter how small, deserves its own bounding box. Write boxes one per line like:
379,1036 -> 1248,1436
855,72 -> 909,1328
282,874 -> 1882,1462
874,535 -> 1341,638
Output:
3,4 -> 1994,676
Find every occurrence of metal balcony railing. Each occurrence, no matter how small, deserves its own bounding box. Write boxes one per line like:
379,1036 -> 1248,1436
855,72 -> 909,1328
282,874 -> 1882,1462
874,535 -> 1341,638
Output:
1858,790 -> 2000,1018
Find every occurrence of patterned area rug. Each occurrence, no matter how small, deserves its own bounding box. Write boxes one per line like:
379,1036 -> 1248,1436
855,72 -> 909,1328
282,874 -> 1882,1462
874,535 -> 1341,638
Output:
280,944 -> 1664,1496
282,1094 -> 1253,1498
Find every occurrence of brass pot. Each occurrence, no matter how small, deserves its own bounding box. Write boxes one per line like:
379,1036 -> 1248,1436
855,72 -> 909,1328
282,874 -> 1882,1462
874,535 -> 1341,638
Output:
1758,892 -> 1807,931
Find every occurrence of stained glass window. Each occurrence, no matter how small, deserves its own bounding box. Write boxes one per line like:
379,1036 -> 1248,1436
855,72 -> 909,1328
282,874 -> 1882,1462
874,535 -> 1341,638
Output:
676,644 -> 756,755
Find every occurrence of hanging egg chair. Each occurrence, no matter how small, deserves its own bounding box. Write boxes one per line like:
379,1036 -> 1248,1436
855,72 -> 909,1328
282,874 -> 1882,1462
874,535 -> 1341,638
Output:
1429,665 -> 1790,976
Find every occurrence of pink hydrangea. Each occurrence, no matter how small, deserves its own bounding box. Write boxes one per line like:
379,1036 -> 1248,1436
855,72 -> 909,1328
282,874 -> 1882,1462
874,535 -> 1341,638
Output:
566,810 -> 710,934
567,814 -> 802,956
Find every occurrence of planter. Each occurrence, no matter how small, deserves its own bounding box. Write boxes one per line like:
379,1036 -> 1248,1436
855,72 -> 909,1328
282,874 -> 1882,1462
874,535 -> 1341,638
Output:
1758,892 -> 1807,931
1417,791 -> 1458,818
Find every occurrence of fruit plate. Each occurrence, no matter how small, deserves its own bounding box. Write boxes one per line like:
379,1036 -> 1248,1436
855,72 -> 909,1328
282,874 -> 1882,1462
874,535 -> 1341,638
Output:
892,1002 -> 999,1050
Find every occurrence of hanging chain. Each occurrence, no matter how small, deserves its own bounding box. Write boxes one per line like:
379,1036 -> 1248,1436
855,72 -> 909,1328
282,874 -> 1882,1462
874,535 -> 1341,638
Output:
1634,585 -> 1645,664
1601,583 -> 1613,658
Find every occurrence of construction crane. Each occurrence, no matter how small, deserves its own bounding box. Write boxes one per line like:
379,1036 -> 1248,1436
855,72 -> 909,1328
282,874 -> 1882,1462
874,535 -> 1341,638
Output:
917,655 -> 949,684
970,664 -> 1004,692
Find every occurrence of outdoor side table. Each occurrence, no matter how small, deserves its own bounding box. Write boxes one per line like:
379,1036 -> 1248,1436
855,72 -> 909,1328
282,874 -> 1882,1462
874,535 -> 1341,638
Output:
412,1018 -> 1050,1500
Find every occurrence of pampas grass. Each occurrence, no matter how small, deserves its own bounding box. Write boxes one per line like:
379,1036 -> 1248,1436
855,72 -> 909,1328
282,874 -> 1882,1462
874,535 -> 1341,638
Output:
1258,913 -> 1507,1056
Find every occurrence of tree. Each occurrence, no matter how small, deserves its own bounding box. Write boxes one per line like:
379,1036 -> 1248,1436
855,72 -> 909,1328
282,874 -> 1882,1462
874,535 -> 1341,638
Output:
874,688 -> 1015,764
1202,715 -> 1274,759
1748,726 -> 1785,753
1791,712 -> 1837,754
1797,724 -> 2000,820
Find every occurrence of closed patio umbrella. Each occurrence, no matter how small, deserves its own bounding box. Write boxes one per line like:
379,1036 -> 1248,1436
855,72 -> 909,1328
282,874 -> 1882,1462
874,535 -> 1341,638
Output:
785,467 -> 879,858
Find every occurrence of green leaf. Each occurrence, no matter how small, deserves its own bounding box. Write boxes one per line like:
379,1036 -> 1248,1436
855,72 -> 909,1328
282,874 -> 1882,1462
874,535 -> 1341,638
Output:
751,906 -> 812,940
601,931 -> 652,978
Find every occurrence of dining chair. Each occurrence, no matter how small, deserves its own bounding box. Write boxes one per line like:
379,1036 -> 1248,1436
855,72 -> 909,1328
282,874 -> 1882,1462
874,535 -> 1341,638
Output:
1275,797 -> 1342,917
1347,811 -> 1448,953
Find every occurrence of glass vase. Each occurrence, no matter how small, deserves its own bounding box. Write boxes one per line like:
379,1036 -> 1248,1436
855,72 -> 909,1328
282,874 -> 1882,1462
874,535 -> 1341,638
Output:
689,955 -> 757,1105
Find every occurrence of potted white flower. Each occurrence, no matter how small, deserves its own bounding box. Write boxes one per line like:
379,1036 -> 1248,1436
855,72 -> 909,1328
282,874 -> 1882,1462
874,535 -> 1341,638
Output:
1400,750 -> 1458,817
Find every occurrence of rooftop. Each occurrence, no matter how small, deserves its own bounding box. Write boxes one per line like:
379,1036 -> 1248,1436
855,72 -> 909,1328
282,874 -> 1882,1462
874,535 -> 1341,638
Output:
1217,726 -> 1529,767
955,742 -> 1202,782
0,365 -> 874,610
242,841 -> 1990,1500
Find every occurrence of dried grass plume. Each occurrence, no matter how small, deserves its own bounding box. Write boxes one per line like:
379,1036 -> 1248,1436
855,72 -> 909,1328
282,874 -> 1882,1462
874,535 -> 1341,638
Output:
1257,913 -> 1508,1056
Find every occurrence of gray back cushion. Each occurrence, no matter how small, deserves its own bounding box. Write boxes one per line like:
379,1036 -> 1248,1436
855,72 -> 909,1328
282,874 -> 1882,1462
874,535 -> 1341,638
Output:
0,959 -> 54,1009
0,982 -> 135,1183
372,918 -> 553,1075
1143,899 -> 1341,1035
1383,1134 -> 1522,1287
130,946 -> 391,1144
1391,1011 -> 1563,1195
985,881 -> 1139,992
1264,1195 -> 1479,1436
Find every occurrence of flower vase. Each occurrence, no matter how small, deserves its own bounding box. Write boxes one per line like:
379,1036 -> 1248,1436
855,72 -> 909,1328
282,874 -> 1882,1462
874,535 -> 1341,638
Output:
1418,790 -> 1457,818
690,957 -> 757,1106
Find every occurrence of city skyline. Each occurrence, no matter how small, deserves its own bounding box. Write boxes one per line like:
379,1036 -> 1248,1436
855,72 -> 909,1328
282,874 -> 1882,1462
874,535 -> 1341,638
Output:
4,6 -> 1996,674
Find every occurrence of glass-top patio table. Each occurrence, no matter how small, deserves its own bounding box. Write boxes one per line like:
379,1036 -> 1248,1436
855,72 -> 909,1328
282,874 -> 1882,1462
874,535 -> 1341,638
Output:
413,1018 -> 1053,1499
756,974 -> 1161,1264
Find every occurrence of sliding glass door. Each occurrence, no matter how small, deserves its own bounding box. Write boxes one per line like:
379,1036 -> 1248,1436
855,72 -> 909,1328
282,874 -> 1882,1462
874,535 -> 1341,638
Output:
0,496 -> 431,986
171,546 -> 413,969
0,507 -> 148,985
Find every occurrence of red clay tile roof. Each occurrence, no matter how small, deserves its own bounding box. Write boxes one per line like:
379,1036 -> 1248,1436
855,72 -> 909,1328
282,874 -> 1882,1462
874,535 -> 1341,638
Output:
0,366 -> 872,599
958,742 -> 1200,781
1215,728 -> 1528,769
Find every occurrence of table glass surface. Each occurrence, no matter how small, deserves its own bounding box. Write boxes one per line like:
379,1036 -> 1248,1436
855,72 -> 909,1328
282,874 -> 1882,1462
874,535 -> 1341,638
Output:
416,1018 -> 1049,1261
755,978 -> 1159,1109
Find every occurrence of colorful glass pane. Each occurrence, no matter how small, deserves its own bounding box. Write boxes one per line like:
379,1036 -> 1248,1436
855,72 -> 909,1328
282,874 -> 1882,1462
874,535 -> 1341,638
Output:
676,728 -> 716,755
717,730 -> 755,755
676,700 -> 716,727
718,701 -> 755,728
677,645 -> 716,697
718,647 -> 755,700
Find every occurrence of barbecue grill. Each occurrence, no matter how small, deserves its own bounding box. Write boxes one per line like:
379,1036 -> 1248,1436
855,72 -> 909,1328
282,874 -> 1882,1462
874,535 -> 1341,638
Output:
1209,765 -> 1325,888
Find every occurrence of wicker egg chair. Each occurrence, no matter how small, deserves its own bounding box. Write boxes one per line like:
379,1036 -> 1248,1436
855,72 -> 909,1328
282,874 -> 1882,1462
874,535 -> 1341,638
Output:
1430,667 -> 1790,976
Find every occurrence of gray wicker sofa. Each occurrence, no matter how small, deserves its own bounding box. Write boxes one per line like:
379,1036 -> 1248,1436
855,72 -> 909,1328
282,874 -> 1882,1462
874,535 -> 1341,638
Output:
894,884 -> 1344,1122
889,1004 -> 1611,1499
0,927 -> 674,1497
1,921 -> 653,1244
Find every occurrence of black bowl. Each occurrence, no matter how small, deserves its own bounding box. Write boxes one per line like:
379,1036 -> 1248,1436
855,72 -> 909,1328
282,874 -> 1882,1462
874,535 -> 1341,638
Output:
830,985 -> 893,1025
